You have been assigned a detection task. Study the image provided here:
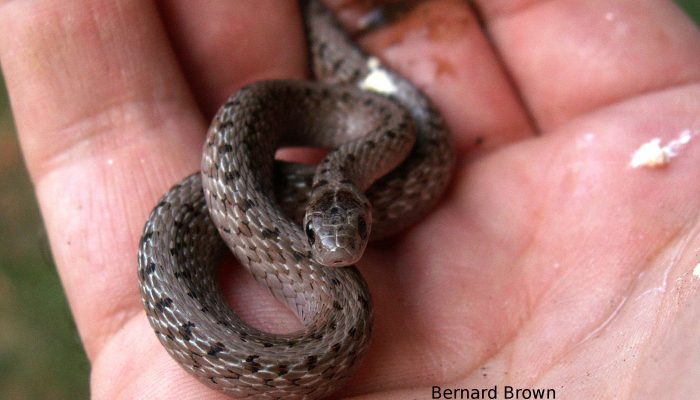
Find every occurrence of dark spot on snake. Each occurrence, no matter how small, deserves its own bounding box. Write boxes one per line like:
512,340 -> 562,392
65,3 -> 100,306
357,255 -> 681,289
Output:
333,301 -> 343,310
366,140 -> 376,148
209,377 -> 217,385
277,364 -> 289,376
358,295 -> 370,310
141,231 -> 153,243
348,327 -> 356,338
219,121 -> 234,129
262,228 -> 280,239
180,322 -> 195,341
200,306 -> 209,313
292,251 -> 306,262
243,199 -> 256,210
349,69 -> 361,82
216,319 -> 230,327
186,290 -> 198,299
386,130 -> 396,138
358,217 -> 368,240
174,270 -> 191,280
346,154 -> 356,162
262,342 -> 274,348
155,297 -> 173,312
330,278 -> 340,286
239,332 -> 248,342
145,263 -> 156,275
335,190 -> 358,206
329,320 -> 337,330
190,354 -> 201,368
169,248 -> 177,256
313,179 -> 328,189
222,227 -> 231,234
317,42 -> 327,56
330,206 -> 340,216
332,343 -> 342,353
245,355 -> 259,363
207,342 -> 226,357
332,59 -> 343,72
306,355 -> 318,370
224,171 -> 239,182
218,144 -> 233,153
244,358 -> 262,373
305,221 -> 315,245
156,200 -> 169,209
224,98 -> 240,107
287,340 -> 297,348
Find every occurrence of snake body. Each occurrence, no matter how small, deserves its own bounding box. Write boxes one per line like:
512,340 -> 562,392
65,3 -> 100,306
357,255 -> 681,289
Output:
138,1 -> 454,399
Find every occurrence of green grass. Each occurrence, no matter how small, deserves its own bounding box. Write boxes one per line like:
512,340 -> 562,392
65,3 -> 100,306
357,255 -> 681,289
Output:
0,4 -> 697,400
678,0 -> 700,20
0,79 -> 89,399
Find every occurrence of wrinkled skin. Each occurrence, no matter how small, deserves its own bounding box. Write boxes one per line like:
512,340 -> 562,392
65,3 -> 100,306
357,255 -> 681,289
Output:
1,0 -> 699,399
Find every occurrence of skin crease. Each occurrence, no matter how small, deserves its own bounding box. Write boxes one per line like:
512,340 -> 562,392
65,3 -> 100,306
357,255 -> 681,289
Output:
1,0 -> 700,398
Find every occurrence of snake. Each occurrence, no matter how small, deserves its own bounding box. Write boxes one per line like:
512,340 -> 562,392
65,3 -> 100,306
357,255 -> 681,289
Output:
137,1 -> 455,399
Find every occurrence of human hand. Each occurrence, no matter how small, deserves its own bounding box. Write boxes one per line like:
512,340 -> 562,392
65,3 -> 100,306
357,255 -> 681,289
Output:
1,0 -> 698,398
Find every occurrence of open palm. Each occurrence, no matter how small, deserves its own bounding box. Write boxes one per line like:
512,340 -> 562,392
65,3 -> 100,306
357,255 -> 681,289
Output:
2,1 -> 699,398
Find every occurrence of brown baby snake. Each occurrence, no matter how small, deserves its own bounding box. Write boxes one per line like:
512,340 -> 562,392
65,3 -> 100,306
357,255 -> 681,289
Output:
137,0 -> 455,398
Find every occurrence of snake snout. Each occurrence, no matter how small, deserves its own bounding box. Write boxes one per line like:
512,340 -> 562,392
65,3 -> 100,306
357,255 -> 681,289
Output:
317,244 -> 360,266
306,221 -> 367,267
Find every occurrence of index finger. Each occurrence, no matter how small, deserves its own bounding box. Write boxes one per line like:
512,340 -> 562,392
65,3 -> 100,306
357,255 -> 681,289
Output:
0,0 -> 302,362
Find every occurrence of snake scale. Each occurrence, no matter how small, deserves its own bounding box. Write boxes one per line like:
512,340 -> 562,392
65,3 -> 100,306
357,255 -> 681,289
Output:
137,0 -> 455,398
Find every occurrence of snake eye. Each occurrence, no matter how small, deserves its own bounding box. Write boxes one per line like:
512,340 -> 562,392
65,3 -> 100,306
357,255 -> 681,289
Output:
357,217 -> 367,240
305,220 -> 315,245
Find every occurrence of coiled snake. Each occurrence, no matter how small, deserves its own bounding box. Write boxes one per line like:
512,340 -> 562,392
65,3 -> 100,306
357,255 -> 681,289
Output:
138,1 -> 455,398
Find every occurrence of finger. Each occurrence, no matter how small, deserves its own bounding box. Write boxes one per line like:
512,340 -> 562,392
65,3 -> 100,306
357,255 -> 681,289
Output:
473,0 -> 700,130
157,0 -> 306,116
158,0 -> 536,154
340,0 -> 536,152
0,0 -> 204,359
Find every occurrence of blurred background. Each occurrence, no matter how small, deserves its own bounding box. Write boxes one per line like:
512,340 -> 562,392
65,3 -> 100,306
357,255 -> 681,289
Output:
0,2 -> 699,399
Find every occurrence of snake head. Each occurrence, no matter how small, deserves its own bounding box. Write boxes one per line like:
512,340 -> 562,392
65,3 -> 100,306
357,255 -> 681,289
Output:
303,187 -> 371,267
